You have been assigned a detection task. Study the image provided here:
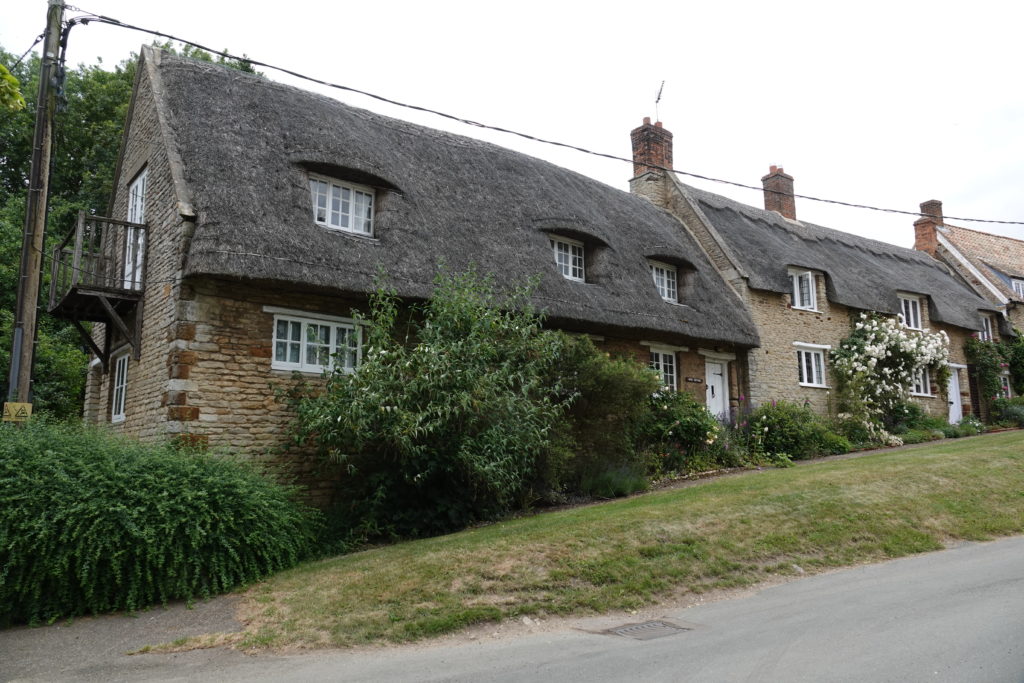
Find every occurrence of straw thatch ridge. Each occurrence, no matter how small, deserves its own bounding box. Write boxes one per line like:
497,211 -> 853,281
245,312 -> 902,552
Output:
144,48 -> 758,347
677,182 -> 998,331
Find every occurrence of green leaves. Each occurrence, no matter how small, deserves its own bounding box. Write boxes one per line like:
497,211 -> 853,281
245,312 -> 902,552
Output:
0,418 -> 317,626
0,63 -> 25,111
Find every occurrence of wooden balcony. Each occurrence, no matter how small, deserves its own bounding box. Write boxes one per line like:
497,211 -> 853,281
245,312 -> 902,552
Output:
48,211 -> 147,365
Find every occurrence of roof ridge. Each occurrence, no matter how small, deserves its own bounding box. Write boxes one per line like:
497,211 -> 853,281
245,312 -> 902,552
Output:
943,222 -> 1024,247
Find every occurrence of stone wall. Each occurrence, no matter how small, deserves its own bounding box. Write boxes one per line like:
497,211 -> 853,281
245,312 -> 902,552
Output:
746,272 -> 972,419
83,58 -> 187,443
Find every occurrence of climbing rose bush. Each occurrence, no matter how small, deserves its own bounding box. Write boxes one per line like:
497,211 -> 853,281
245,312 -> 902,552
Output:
830,313 -> 949,430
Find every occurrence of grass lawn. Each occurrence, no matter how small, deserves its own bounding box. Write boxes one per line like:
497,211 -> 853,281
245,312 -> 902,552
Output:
227,431 -> 1024,649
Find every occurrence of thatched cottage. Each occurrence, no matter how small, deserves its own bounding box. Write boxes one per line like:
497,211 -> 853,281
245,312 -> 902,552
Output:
49,47 -> 761,473
627,119 -> 1002,421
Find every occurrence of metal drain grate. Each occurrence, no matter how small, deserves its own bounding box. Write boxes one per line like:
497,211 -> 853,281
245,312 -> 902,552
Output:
608,620 -> 691,640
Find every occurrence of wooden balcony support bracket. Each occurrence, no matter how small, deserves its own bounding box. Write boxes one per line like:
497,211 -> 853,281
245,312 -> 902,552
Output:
71,319 -> 108,371
98,295 -> 141,361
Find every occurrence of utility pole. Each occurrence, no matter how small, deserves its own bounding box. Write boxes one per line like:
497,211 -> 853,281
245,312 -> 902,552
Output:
4,0 -> 64,416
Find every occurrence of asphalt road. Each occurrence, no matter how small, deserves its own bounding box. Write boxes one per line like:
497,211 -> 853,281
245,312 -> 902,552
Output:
3,535 -> 1023,682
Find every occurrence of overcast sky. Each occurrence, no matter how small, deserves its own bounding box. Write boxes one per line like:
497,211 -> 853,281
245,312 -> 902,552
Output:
3,0 -> 1022,248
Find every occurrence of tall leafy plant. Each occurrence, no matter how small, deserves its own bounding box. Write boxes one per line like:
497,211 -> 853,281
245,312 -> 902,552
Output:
287,270 -> 580,539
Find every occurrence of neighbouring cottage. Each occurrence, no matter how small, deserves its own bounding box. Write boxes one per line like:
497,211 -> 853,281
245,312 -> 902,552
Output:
627,118 -> 1002,422
913,204 -> 1024,334
47,48 -> 759,494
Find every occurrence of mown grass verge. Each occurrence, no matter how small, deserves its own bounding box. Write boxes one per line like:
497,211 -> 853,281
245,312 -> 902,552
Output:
226,431 -> 1024,649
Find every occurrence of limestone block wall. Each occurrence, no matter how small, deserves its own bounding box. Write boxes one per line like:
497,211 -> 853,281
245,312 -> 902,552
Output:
746,274 -> 972,419
82,62 -> 185,442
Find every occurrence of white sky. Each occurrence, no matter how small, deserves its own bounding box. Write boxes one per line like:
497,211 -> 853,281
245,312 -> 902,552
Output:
3,0 -> 1023,248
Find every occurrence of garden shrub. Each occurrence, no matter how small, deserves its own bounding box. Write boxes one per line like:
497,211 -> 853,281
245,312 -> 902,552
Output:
634,389 -> 726,475
991,397 -> 1024,428
954,415 -> 984,436
0,418 -> 317,626
539,336 -> 659,496
287,270 -> 585,541
747,400 -> 843,460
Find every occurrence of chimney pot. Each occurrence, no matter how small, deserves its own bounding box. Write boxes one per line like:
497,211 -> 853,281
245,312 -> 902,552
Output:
919,199 -> 943,224
913,199 -> 943,257
630,118 -> 673,178
761,165 -> 796,220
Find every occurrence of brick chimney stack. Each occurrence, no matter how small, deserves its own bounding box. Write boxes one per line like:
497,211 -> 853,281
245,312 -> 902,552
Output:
630,117 -> 673,178
761,165 -> 796,220
913,199 -> 944,256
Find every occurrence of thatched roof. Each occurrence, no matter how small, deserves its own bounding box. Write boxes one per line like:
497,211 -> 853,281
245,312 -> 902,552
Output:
676,181 -> 999,331
141,48 -> 758,347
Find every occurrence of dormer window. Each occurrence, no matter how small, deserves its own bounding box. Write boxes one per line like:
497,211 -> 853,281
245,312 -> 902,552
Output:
899,295 -> 922,330
789,269 -> 817,311
649,261 -> 678,303
309,175 -> 374,236
551,236 -> 585,282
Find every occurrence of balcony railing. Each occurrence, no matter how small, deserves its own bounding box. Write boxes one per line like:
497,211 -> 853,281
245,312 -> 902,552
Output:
49,211 -> 147,317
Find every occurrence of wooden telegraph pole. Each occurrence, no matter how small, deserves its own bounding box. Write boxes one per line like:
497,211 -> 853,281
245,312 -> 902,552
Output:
3,0 -> 65,423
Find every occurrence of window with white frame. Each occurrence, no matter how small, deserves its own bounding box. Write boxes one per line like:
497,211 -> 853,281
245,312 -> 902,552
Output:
789,269 -> 817,310
1013,279 -> 1024,298
795,344 -> 827,387
649,348 -> 677,391
111,353 -> 129,423
911,367 -> 932,396
127,169 -> 147,224
309,175 -> 374,235
649,261 -> 678,303
899,295 -> 922,330
1000,374 -> 1012,399
124,169 -> 147,290
271,311 -> 361,373
550,236 -> 585,282
980,315 -> 993,342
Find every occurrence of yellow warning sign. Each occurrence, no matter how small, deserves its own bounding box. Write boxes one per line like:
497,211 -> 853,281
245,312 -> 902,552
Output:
2,402 -> 32,422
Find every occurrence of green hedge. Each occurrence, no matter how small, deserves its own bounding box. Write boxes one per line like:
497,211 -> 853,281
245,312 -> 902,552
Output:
0,419 -> 318,626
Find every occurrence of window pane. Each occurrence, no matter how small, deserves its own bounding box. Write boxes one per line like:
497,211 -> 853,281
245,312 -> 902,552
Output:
813,352 -> 823,384
799,274 -> 811,307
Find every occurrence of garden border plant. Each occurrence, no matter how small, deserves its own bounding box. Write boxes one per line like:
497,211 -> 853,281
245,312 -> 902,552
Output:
830,312 -> 950,442
0,417 -> 318,627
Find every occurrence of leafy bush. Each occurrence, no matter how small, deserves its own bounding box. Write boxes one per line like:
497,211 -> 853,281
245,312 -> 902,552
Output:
0,418 -> 317,626
747,400 -> 842,460
991,397 -> 1024,428
900,428 -> 944,445
540,337 -> 659,496
287,271 -> 584,541
635,389 -> 725,475
954,414 -> 985,437
888,400 -> 949,434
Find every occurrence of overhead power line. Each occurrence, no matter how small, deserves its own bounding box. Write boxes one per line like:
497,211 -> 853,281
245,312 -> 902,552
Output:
55,8 -> 1024,227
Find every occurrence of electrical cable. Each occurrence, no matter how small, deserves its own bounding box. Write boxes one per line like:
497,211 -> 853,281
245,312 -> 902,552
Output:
11,32 -> 45,69
61,8 -> 1023,227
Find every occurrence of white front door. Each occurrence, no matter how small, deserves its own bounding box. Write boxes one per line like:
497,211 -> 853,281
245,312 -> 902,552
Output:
706,361 -> 727,418
947,367 -> 963,423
